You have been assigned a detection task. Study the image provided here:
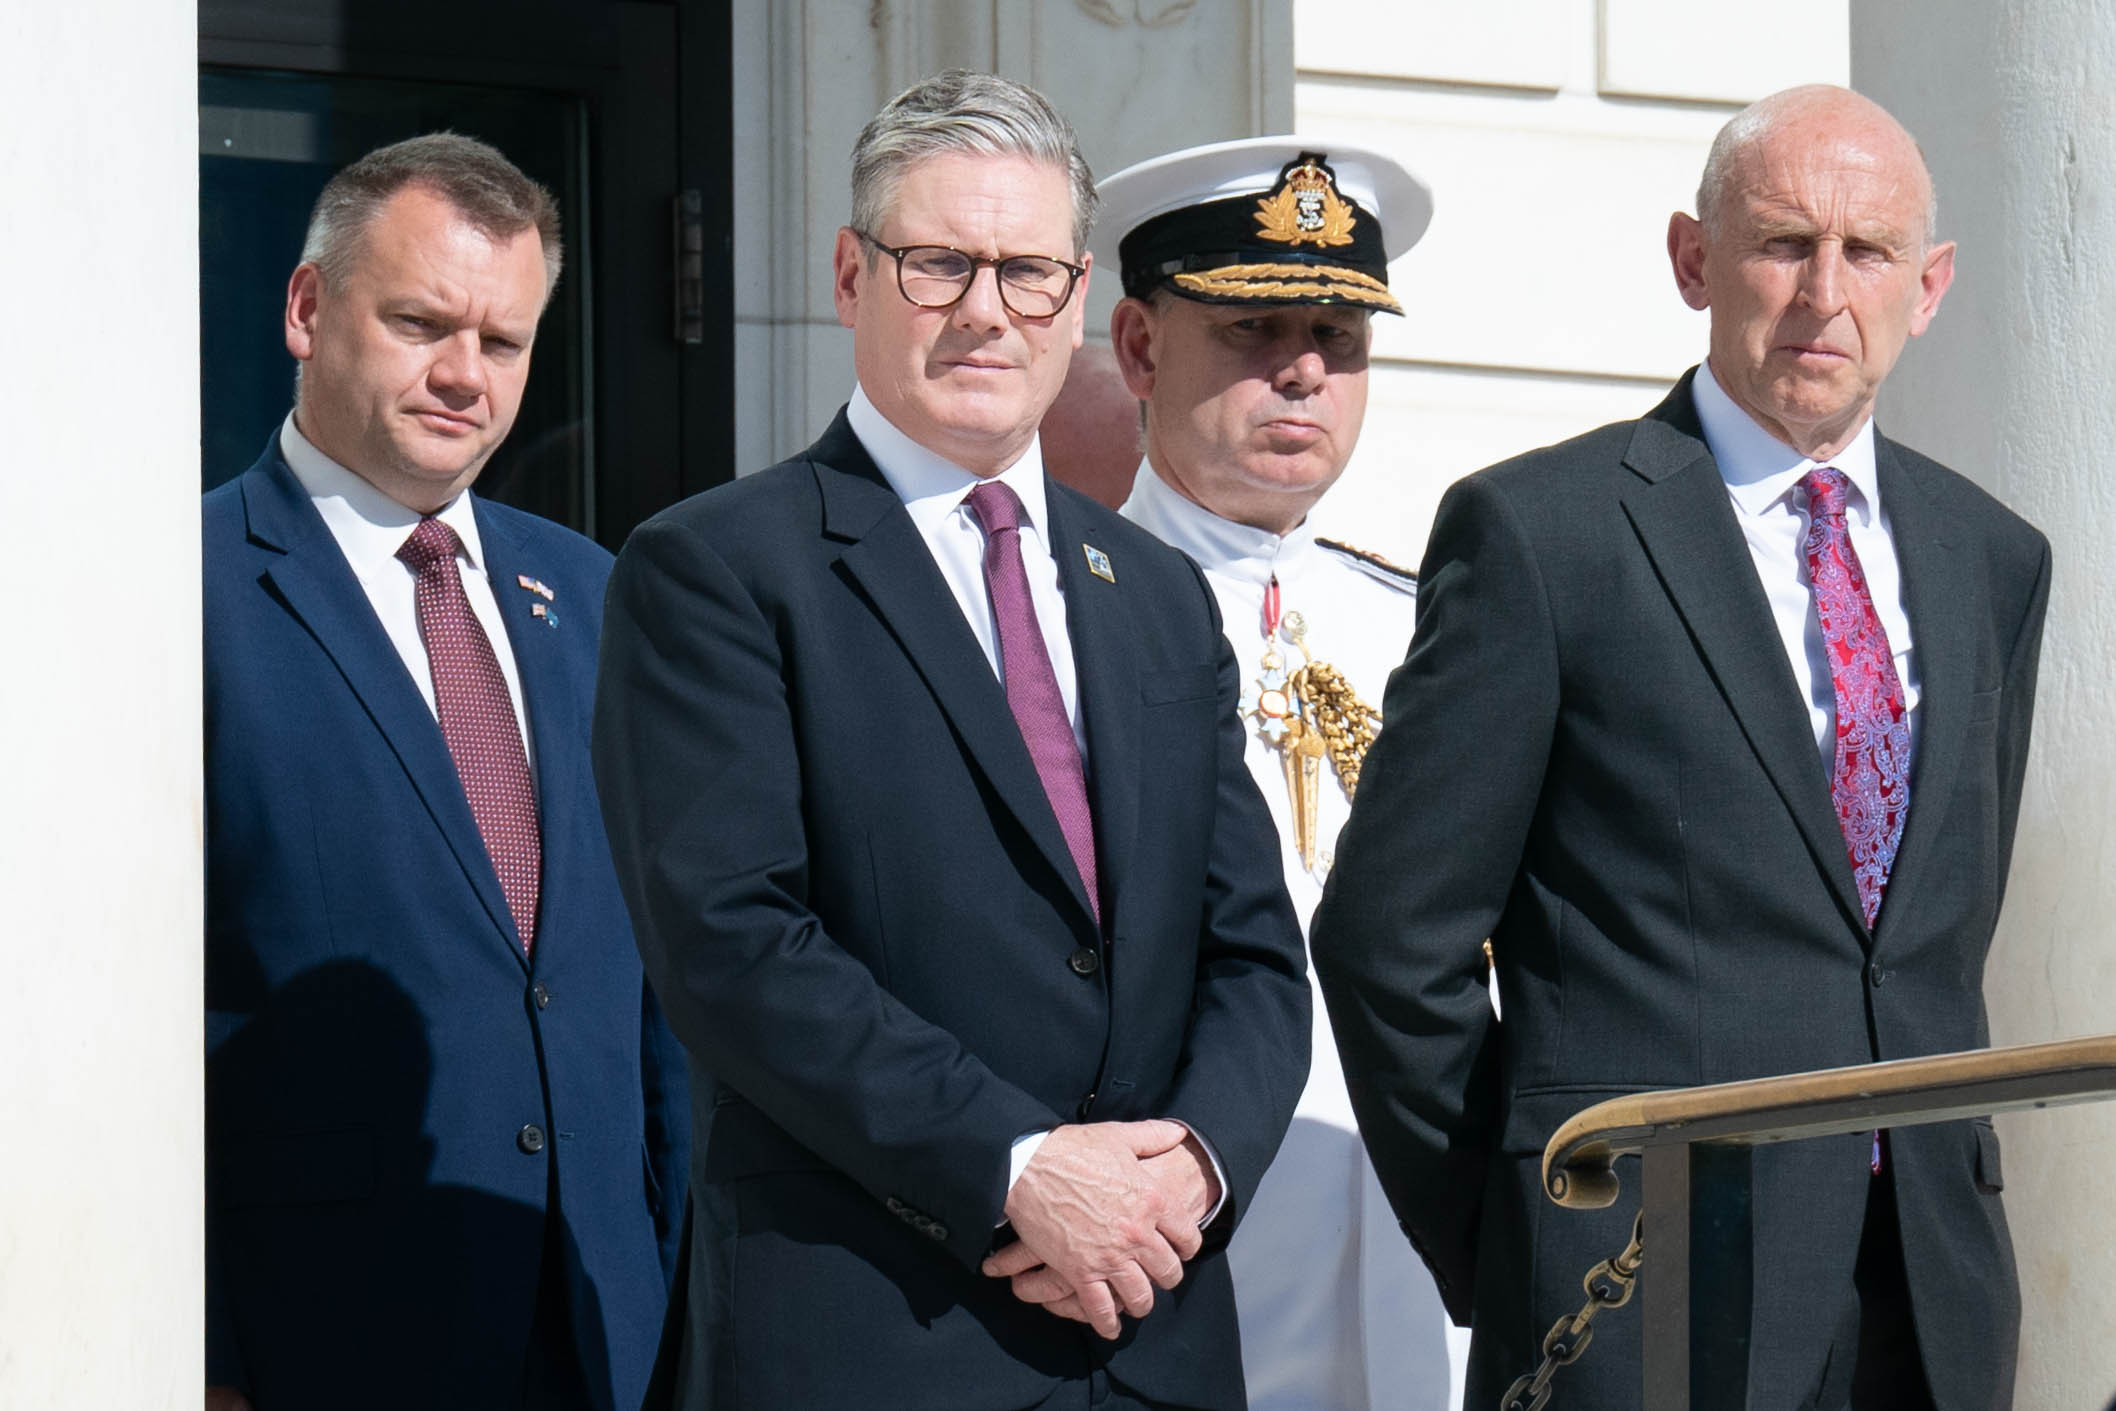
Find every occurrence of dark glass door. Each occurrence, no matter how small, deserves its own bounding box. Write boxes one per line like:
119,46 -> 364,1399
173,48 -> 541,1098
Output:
199,0 -> 732,547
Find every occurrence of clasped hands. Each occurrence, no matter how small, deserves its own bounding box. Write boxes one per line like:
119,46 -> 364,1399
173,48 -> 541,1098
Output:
983,1118 -> 1220,1339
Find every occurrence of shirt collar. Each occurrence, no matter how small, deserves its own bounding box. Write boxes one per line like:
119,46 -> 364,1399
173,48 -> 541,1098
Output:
279,413 -> 489,573
847,382 -> 1054,542
1693,359 -> 1882,526
1117,459 -> 1315,588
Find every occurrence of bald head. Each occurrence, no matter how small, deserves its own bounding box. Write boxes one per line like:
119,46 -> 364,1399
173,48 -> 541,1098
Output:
1666,83 -> 1957,461
1698,85 -> 1938,250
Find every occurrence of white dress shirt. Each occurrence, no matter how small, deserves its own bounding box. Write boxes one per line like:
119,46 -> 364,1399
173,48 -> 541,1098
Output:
1123,461 -> 1450,1411
1121,461 -> 1419,932
847,385 -> 1086,761
846,385 -> 1225,1220
1693,361 -> 1920,766
279,414 -> 536,768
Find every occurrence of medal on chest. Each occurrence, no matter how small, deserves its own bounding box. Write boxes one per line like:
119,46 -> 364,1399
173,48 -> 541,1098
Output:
1238,576 -> 1383,879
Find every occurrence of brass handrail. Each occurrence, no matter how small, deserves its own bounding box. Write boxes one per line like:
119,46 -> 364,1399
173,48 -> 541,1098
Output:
1542,1032 -> 2116,1210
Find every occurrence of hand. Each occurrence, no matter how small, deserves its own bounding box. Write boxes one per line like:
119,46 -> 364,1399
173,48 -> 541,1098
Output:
206,1388 -> 255,1411
999,1125 -> 1222,1327
1141,1129 -> 1221,1227
984,1120 -> 1199,1336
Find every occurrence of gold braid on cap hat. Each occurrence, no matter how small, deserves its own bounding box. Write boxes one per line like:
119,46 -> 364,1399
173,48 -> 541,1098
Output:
1171,262 -> 1399,310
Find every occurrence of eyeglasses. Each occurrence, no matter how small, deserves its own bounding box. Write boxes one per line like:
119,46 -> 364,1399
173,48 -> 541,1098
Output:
855,231 -> 1084,319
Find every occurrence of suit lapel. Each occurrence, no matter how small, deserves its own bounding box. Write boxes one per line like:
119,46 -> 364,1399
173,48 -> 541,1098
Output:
1618,384 -> 1869,936
1047,486 -> 1140,922
814,416 -> 1098,925
241,454 -> 525,962
475,502 -> 576,969
1871,437 -> 1970,937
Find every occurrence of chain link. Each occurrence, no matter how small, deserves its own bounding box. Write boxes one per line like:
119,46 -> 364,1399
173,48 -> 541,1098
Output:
1289,659 -> 1380,797
1498,1211 -> 1644,1411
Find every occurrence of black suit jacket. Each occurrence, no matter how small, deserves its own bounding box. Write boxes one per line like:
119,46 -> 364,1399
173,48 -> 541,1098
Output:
592,411 -> 1310,1411
204,445 -> 689,1411
1312,374 -> 2049,1411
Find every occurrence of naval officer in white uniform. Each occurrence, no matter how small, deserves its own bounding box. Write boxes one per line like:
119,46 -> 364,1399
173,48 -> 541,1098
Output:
1096,139 -> 1462,1411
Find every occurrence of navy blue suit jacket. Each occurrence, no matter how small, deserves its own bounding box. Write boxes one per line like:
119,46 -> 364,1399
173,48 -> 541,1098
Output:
204,442 -> 689,1411
593,412 -> 1310,1411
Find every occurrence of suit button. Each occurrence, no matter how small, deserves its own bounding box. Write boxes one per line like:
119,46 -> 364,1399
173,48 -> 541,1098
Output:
1075,1092 -> 1096,1121
1868,963 -> 1887,988
517,1123 -> 546,1154
532,982 -> 551,1009
1067,947 -> 1100,977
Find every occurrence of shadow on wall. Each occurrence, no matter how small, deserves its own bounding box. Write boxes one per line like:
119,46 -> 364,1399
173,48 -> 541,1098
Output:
1044,343 -> 1145,509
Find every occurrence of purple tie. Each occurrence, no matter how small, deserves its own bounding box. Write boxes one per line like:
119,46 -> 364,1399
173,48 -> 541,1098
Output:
1800,466 -> 1910,930
964,480 -> 1100,922
397,517 -> 542,952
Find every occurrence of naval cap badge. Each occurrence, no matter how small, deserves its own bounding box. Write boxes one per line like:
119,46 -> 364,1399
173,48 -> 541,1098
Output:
1254,152 -> 1357,250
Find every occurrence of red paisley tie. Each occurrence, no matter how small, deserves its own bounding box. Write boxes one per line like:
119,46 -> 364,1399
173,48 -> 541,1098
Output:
1800,467 -> 1910,930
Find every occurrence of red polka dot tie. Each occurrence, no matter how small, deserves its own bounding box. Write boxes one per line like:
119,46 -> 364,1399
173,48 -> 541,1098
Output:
397,517 -> 541,952
1800,467 -> 1909,930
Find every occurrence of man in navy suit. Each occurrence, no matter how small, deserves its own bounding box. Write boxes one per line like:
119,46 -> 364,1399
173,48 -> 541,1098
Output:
593,71 -> 1310,1410
204,133 -> 687,1411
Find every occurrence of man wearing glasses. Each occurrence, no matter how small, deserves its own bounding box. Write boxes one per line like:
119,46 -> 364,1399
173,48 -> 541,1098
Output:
593,70 -> 1309,1411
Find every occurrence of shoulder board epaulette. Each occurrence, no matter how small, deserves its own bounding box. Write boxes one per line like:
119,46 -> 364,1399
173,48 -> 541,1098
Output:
1317,537 -> 1418,591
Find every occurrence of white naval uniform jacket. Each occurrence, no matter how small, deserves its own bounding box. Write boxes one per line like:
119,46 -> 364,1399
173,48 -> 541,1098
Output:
1121,462 -> 1458,1411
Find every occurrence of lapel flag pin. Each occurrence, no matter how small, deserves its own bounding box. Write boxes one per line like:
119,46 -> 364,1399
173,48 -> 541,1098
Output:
530,601 -> 559,629
1083,544 -> 1115,583
516,574 -> 555,601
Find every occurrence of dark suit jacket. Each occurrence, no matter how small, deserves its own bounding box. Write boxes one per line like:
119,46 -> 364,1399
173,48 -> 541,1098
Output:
1312,374 -> 2049,1411
592,411 -> 1310,1411
204,443 -> 689,1411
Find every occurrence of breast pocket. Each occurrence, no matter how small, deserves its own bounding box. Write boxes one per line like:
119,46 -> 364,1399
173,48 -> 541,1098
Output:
1138,663 -> 1217,707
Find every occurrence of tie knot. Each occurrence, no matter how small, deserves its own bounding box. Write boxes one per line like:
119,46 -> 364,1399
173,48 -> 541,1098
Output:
1801,465 -> 1850,521
964,478 -> 1026,537
396,516 -> 465,575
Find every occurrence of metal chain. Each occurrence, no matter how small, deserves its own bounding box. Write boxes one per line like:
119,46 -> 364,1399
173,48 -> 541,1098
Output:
1289,660 -> 1380,797
1498,1211 -> 1645,1411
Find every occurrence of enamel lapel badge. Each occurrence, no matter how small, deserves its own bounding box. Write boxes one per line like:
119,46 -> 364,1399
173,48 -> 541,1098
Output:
517,573 -> 559,628
1083,544 -> 1116,583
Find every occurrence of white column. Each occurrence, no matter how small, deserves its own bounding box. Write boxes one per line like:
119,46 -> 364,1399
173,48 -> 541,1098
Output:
0,4 -> 201,1406
1855,4 -> 2116,1404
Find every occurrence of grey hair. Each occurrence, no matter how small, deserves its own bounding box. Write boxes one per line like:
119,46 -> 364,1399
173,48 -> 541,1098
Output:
300,132 -> 563,294
1696,91 -> 1940,249
850,70 -> 1098,255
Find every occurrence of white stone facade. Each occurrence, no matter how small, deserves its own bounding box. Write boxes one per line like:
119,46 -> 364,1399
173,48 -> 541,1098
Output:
1294,0 -> 1850,562
1858,3 -> 2116,1402
0,1 -> 203,1405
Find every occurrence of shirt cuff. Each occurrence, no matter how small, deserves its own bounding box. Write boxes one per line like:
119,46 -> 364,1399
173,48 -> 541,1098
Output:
1001,1130 -> 1052,1224
1002,1124 -> 1227,1228
1169,1121 -> 1229,1226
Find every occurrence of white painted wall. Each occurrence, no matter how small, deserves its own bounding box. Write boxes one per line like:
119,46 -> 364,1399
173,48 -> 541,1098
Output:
0,2 -> 201,1407
1856,4 -> 2116,1406
1295,0 -> 1849,565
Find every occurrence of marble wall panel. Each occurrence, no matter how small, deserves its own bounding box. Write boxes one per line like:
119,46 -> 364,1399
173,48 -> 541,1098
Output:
1297,0 -> 1569,92
1599,0 -> 1848,103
